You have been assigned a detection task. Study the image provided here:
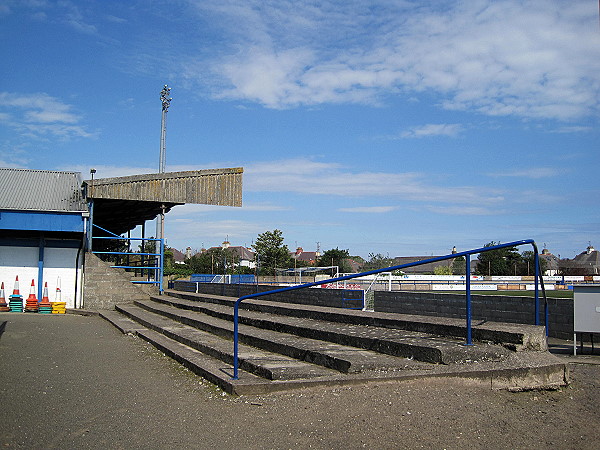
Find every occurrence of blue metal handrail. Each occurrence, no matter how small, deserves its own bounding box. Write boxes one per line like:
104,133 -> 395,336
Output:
231,239 -> 547,379
91,224 -> 164,293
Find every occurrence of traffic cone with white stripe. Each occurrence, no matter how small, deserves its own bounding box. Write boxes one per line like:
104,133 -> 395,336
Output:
12,276 -> 20,296
0,282 -> 9,312
52,277 -> 66,314
39,282 -> 52,314
25,280 -> 39,312
9,276 -> 23,312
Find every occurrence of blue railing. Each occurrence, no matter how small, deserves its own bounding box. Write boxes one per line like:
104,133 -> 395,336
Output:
91,224 -> 164,293
232,239 -> 547,379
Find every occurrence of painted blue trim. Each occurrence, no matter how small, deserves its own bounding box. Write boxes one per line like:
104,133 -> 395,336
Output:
0,238 -> 80,248
0,210 -> 84,233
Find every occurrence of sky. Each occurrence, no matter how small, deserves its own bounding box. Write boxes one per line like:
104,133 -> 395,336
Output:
1,0 -> 599,260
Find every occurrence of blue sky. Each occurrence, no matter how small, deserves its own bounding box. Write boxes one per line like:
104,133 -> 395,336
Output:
1,0 -> 599,260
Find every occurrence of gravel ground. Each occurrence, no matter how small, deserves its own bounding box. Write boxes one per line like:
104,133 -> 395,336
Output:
0,313 -> 598,449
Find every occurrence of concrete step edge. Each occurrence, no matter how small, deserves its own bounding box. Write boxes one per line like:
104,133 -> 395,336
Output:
117,304 -> 337,381
150,295 -> 509,365
159,290 -> 544,350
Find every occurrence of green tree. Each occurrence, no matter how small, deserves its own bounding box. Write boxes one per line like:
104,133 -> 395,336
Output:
474,242 -> 521,276
434,265 -> 453,275
186,247 -> 236,274
518,251 -> 548,276
252,229 -> 292,276
362,253 -> 394,271
451,256 -> 466,275
317,248 -> 352,274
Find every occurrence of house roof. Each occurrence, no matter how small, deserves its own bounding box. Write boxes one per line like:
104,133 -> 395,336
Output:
392,256 -> 452,273
293,251 -> 318,262
0,168 -> 87,213
169,247 -> 186,262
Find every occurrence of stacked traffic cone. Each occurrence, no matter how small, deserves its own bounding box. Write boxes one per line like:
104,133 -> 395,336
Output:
25,280 -> 39,312
0,282 -> 9,312
51,278 -> 66,314
38,282 -> 52,314
8,276 -> 23,312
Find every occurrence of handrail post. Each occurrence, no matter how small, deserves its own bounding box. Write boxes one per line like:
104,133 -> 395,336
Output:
233,301 -> 241,379
534,249 -> 540,325
465,256 -> 473,345
159,238 -> 164,294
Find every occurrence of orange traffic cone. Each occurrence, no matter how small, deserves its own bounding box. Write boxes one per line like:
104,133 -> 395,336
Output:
0,282 -> 9,312
25,279 -> 39,312
39,282 -> 52,314
12,276 -> 20,296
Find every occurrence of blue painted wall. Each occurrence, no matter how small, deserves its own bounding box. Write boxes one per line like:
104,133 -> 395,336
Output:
0,210 -> 84,233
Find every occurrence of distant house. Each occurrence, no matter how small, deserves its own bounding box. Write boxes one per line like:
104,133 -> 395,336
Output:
539,247 -> 559,276
168,247 -> 186,265
209,241 -> 256,269
291,247 -> 319,265
391,256 -> 453,274
560,244 -> 600,275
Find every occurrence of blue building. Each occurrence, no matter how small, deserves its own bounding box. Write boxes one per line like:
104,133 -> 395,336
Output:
1,167 -> 243,309
0,168 -> 88,306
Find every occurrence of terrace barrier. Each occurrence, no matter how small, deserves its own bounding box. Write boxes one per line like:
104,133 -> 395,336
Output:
232,239 -> 547,379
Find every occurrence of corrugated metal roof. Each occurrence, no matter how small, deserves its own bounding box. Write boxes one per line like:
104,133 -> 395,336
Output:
0,168 -> 87,212
87,168 -> 243,206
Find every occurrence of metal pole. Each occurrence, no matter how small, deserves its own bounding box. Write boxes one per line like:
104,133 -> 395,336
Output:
156,85 -> 171,253
535,249 -> 540,325
466,257 -> 472,345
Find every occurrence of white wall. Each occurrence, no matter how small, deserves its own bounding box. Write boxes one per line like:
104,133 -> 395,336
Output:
0,246 -> 82,308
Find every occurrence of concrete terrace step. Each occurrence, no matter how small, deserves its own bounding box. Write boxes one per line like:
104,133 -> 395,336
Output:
163,290 -> 548,352
131,300 -> 430,373
99,289 -> 568,395
116,304 -> 339,381
147,295 -> 512,365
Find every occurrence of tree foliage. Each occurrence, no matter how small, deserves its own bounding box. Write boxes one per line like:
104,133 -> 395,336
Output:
362,253 -> 394,271
186,247 -> 236,274
434,265 -> 453,275
451,256 -> 466,275
317,248 -> 352,274
475,242 -> 547,276
252,229 -> 292,276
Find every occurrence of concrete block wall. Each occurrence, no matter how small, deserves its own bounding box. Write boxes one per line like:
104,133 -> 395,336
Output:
374,291 -> 574,340
83,253 -> 150,310
173,281 -> 351,309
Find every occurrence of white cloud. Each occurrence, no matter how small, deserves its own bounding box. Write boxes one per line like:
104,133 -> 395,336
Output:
185,0 -> 600,120
490,167 -> 559,179
338,206 -> 397,213
425,205 -> 500,216
245,158 -> 504,205
0,92 -> 96,140
400,124 -> 463,139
